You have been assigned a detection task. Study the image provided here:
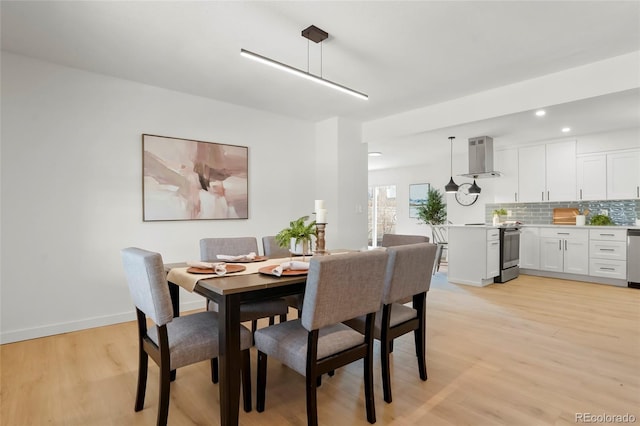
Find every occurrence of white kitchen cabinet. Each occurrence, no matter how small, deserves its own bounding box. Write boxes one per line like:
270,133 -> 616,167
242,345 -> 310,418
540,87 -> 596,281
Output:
589,228 -> 627,280
546,141 -> 577,201
539,228 -> 589,275
519,227 -> 540,269
518,145 -> 546,202
577,154 -> 607,200
486,235 -> 500,279
494,148 -> 519,203
607,150 -> 640,199
448,226 -> 500,286
517,141 -> 576,202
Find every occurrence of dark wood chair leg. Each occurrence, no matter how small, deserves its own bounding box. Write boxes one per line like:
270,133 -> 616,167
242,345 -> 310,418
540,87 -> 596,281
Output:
134,349 -> 148,411
306,375 -> 319,426
256,351 -> 268,412
415,328 -> 427,380
158,362 -> 171,426
389,340 -> 394,353
382,339 -> 393,403
328,370 -> 335,377
170,370 -> 176,382
279,313 -> 287,323
241,350 -> 252,412
268,316 -> 275,325
364,314 -> 377,424
316,375 -> 322,387
211,358 -> 219,384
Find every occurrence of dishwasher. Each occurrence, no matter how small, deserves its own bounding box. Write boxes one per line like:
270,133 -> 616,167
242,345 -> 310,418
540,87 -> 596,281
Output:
629,229 -> 640,289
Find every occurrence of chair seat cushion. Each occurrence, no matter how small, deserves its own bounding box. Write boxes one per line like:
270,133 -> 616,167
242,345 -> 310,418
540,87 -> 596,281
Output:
254,319 -> 365,376
344,303 -> 417,340
208,299 -> 289,322
148,311 -> 252,370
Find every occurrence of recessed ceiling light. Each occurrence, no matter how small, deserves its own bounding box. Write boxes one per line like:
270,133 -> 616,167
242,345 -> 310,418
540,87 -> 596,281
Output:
562,127 -> 571,133
535,110 -> 546,117
368,151 -> 382,157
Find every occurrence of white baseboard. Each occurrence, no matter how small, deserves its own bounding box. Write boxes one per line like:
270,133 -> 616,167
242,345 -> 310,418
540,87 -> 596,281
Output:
0,300 -> 204,344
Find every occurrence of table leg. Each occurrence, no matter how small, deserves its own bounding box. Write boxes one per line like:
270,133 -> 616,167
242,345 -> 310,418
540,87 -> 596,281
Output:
168,282 -> 180,318
218,293 -> 242,426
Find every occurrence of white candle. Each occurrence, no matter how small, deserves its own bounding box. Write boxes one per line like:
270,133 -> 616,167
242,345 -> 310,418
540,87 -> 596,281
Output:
316,208 -> 327,223
314,199 -> 325,212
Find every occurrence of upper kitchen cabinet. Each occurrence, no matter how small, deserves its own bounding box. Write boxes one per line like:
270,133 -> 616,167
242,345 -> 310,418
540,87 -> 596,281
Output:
545,141 -> 577,201
494,148 -> 519,203
607,150 -> 640,199
517,141 -> 576,202
518,145 -> 546,202
577,154 -> 607,200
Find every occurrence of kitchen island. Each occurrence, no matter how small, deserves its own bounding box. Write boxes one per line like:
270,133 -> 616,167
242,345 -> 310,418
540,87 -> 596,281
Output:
447,225 -> 501,287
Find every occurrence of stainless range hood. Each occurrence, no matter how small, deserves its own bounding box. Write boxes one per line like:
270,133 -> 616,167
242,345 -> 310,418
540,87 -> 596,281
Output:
460,136 -> 502,178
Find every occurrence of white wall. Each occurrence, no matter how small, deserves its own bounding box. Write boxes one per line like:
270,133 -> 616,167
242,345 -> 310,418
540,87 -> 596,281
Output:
0,52 -> 319,343
368,143 -> 490,239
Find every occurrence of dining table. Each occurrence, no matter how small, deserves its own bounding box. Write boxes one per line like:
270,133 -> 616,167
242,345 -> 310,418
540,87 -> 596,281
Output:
164,258 -> 309,426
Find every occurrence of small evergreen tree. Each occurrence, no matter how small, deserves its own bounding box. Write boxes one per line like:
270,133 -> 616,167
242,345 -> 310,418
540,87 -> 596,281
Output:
416,188 -> 446,225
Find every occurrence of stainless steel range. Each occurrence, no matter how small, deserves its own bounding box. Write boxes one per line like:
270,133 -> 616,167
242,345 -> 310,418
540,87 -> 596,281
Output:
495,224 -> 521,283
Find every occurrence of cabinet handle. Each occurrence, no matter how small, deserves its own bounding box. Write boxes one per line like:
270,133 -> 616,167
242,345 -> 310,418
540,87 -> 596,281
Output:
637,186 -> 639,198
557,232 -> 570,235
579,189 -> 582,200
599,267 -> 615,271
564,240 -> 567,250
542,191 -> 544,201
547,191 -> 550,200
558,240 -> 562,250
599,233 -> 615,236
599,248 -> 615,251
514,192 -> 517,202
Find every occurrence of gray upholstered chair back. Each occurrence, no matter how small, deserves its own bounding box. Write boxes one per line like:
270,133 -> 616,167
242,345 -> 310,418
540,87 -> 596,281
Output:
301,250 -> 388,331
121,247 -> 173,326
262,236 -> 290,258
200,237 -> 259,261
381,234 -> 429,247
382,243 -> 437,305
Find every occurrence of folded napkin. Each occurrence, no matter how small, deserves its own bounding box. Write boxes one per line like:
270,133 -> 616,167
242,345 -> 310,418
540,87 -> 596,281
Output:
272,261 -> 309,277
186,260 -> 223,269
216,252 -> 257,262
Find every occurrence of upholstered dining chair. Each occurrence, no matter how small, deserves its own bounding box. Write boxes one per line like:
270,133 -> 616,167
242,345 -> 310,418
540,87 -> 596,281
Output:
254,250 -> 389,426
121,247 -> 253,426
262,235 -> 303,317
381,233 -> 429,247
344,242 -> 437,403
200,237 -> 289,338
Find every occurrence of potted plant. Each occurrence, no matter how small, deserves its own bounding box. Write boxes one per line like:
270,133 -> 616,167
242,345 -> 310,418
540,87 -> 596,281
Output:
492,208 -> 507,226
416,188 -> 447,241
275,215 -> 317,255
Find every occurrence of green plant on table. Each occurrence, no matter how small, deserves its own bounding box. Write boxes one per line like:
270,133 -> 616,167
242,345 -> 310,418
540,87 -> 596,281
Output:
492,208 -> 507,217
589,214 -> 614,226
275,216 -> 317,249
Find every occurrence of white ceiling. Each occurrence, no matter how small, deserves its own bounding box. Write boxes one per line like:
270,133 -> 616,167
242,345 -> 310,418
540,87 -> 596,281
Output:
2,1 -> 640,169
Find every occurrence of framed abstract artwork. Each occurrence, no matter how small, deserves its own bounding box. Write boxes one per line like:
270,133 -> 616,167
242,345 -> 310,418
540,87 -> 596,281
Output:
142,134 -> 248,221
409,183 -> 430,218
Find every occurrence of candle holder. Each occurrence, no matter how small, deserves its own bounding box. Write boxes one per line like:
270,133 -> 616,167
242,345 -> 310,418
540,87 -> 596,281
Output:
314,223 -> 327,255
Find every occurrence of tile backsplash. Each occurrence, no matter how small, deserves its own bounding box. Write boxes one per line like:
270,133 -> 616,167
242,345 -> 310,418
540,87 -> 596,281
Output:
486,199 -> 640,226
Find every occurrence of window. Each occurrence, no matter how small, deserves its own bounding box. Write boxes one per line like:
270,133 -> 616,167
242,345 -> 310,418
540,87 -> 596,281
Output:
368,185 -> 397,247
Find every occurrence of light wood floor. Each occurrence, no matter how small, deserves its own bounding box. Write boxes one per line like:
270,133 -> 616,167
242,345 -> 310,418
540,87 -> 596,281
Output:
2,273 -> 639,425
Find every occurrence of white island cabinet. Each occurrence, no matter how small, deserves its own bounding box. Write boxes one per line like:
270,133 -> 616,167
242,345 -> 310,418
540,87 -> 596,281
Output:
448,226 -> 500,287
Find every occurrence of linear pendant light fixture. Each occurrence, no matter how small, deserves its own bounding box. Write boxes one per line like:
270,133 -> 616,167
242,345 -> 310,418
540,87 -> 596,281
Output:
240,25 -> 368,100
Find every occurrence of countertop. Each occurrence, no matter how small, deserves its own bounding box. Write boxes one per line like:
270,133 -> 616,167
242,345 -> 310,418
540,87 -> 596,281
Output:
448,224 -> 640,230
